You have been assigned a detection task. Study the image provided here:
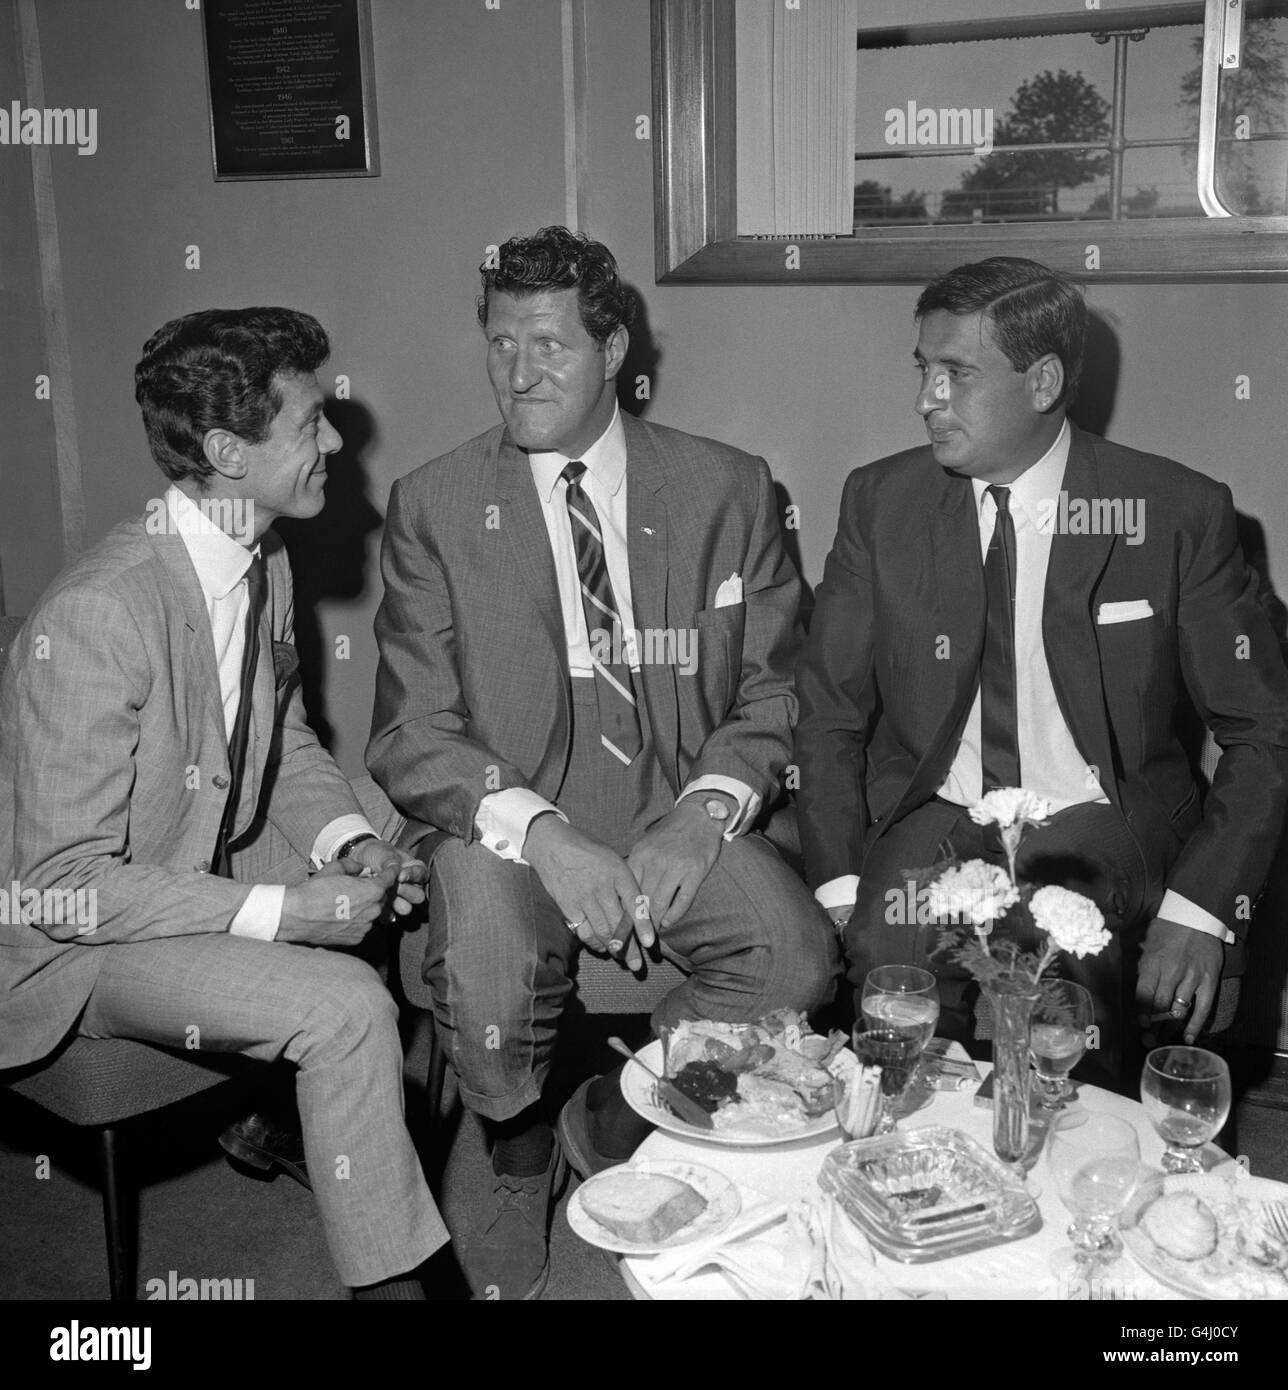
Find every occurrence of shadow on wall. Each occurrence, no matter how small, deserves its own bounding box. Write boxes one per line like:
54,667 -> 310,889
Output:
276,396 -> 383,751
1068,308 -> 1120,438
617,283 -> 659,421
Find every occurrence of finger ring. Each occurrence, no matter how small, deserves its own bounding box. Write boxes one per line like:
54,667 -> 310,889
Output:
1173,996 -> 1190,1007
566,917 -> 586,932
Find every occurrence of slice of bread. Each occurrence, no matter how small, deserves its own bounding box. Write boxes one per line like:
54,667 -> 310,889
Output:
581,1171 -> 708,1244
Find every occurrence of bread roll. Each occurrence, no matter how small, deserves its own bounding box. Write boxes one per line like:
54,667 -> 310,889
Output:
581,1172 -> 708,1243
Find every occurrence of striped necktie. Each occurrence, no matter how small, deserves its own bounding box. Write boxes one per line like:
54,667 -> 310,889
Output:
561,461 -> 642,765
213,555 -> 266,876
980,483 -> 1020,791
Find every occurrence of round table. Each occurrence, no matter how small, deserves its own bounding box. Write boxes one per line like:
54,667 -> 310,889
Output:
618,1069 -> 1205,1300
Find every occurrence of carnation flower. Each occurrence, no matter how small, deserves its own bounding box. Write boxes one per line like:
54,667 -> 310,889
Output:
925,859 -> 1019,926
1030,885 -> 1110,958
968,788 -> 1054,831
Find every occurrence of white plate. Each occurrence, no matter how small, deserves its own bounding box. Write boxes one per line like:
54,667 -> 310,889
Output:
619,1038 -> 846,1147
1121,1170 -> 1288,1301
567,1160 -> 741,1254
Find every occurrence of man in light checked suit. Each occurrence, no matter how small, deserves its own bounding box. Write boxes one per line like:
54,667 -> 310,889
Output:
367,227 -> 838,1299
0,308 -> 449,1299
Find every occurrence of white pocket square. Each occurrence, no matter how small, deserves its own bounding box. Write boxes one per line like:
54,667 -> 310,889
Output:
715,573 -> 743,608
1097,599 -> 1155,625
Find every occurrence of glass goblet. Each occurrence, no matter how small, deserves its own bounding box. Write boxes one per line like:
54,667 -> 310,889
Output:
861,965 -> 939,1109
1029,980 -> 1093,1111
1047,1110 -> 1141,1289
851,1027 -> 921,1134
1140,1046 -> 1232,1174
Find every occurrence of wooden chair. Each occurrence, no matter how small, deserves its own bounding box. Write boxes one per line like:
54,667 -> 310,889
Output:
0,615 -> 248,1300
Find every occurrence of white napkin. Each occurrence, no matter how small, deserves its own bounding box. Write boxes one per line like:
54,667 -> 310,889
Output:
714,573 -> 743,608
638,1192 -> 917,1300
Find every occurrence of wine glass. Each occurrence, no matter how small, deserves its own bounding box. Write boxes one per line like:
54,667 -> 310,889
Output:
851,1028 -> 922,1134
1030,980 -> 1094,1111
1140,1046 -> 1232,1174
861,965 -> 939,1107
1047,1110 -> 1141,1289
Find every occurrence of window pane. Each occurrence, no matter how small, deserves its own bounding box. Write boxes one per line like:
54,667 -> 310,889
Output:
1213,15 -> 1288,215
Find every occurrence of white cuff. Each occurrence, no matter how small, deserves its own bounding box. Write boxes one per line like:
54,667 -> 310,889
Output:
229,884 -> 285,941
677,776 -> 760,840
815,875 -> 860,912
476,788 -> 568,863
309,814 -> 380,870
1158,889 -> 1237,945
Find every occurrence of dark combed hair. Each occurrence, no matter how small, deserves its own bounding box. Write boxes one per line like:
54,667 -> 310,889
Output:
134,307 -> 330,483
476,225 -> 635,345
915,257 -> 1087,407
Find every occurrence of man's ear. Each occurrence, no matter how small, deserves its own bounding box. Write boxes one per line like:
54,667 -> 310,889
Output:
203,428 -> 249,480
1028,353 -> 1065,413
603,325 -> 629,383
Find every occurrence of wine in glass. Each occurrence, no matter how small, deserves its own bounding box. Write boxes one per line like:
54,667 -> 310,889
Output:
850,1028 -> 921,1134
1030,980 -> 1093,1111
861,965 -> 939,1118
1140,1046 -> 1232,1174
1047,1110 -> 1141,1291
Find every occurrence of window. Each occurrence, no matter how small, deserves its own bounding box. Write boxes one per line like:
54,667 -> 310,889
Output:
651,0 -> 1288,282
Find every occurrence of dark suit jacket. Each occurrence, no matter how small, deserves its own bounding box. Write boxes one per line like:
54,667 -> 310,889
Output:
794,425 -> 1288,937
367,414 -> 802,841
0,520 -> 362,1068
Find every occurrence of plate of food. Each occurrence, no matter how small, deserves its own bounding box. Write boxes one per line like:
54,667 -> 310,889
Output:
620,1009 -> 856,1145
567,1160 -> 740,1254
1121,1170 -> 1288,1300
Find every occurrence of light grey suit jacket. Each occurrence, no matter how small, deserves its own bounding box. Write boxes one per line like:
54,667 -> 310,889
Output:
0,516 -> 362,1068
367,414 -> 803,842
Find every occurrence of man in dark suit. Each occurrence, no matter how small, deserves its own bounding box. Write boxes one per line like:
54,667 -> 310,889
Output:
794,257 -> 1288,1093
0,308 -> 449,1298
368,227 -> 837,1298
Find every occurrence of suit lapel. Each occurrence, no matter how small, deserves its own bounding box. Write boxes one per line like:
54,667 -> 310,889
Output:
150,527 -> 226,745
495,431 -> 567,658
1043,426 -> 1119,801
621,417 -> 679,789
925,467 -> 986,756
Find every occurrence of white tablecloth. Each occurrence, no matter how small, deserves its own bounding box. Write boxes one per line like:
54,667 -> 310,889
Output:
619,1069 -> 1200,1300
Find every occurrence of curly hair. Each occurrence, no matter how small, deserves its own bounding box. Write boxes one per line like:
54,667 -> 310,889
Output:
476,226 -> 635,344
916,257 -> 1087,407
134,307 -> 330,483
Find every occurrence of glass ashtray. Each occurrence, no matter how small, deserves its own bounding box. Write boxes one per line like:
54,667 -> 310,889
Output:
818,1126 -> 1042,1262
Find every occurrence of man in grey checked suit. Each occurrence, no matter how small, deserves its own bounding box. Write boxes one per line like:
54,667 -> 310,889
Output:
0,308 -> 449,1299
368,227 -> 838,1299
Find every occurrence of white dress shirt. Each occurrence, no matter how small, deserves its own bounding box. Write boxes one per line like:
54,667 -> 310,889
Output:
474,404 -> 756,862
167,488 -> 377,938
814,425 -> 1229,943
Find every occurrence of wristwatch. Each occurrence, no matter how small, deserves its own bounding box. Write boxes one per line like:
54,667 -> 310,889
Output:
333,832 -> 379,862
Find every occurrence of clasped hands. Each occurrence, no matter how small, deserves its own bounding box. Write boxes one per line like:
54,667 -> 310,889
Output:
277,838 -> 428,947
524,799 -> 727,971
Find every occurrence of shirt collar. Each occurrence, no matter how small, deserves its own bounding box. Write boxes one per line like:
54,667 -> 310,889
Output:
165,486 -> 259,602
529,401 -> 626,503
971,418 -> 1071,527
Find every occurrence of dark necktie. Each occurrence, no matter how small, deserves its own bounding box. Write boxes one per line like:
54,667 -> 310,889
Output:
213,555 -> 266,877
980,484 -> 1020,791
561,461 -> 642,765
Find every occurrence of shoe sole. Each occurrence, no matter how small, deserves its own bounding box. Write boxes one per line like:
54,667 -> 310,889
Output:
219,1133 -> 312,1192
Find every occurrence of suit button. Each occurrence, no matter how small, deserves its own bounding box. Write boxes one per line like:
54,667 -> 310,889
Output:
195,860 -> 210,872
212,774 -> 230,789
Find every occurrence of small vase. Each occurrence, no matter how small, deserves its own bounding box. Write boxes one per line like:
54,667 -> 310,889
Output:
984,978 -> 1041,1166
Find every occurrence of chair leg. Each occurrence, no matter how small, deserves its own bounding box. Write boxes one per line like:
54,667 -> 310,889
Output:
98,1126 -> 136,1302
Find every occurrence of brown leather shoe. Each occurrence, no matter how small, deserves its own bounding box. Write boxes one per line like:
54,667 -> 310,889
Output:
219,1111 -> 311,1191
459,1144 -> 567,1300
557,1078 -> 624,1181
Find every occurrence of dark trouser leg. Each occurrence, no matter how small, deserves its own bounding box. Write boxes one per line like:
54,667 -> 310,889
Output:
422,837 -> 578,1123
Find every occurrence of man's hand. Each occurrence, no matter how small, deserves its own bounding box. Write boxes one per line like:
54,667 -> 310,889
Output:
278,860 -> 400,946
1135,916 -> 1226,1045
523,816 -> 651,969
344,838 -> 429,916
626,796 -> 727,934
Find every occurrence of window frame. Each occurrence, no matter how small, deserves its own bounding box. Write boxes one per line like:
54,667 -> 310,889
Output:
650,0 -> 1288,284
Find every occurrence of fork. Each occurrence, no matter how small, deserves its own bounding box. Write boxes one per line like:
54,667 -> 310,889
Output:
1262,1199 -> 1288,1243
